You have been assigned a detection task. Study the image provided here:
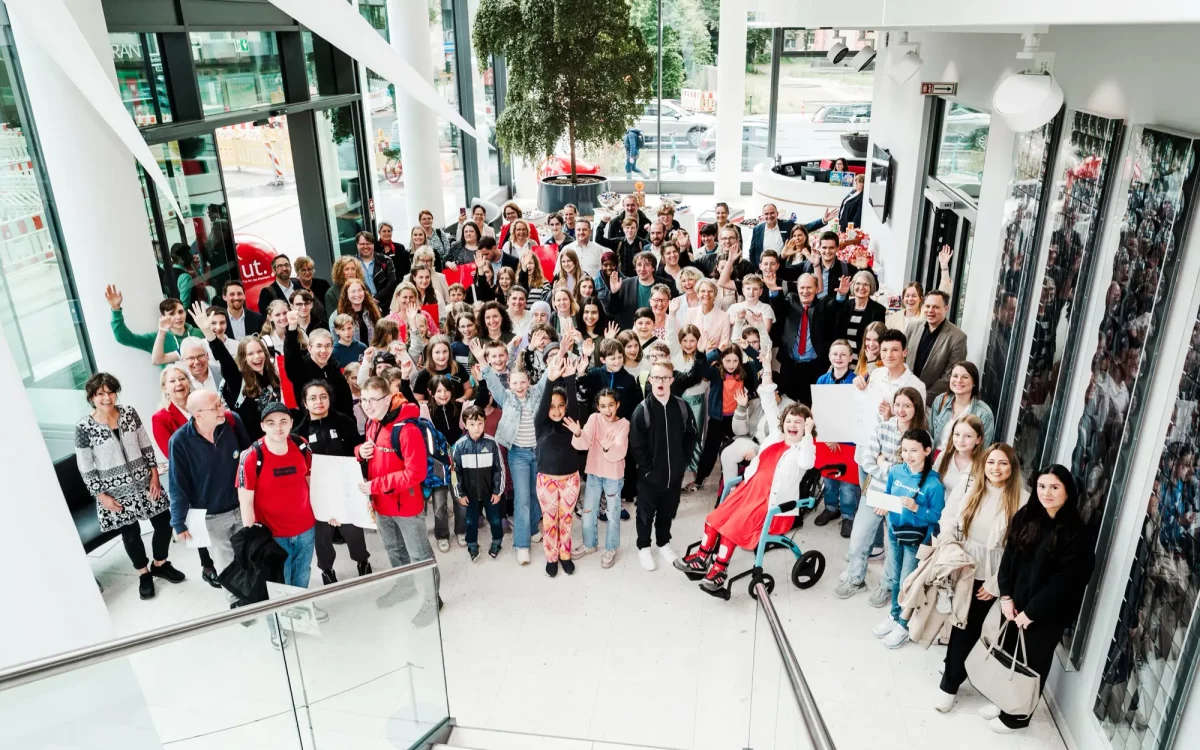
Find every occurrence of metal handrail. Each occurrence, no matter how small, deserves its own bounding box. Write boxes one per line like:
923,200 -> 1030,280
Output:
754,581 -> 837,750
0,558 -> 438,693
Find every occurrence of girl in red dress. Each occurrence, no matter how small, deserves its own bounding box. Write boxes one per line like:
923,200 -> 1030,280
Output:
674,367 -> 817,596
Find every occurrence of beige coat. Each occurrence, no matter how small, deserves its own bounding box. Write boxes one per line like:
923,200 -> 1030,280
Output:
898,539 -> 977,647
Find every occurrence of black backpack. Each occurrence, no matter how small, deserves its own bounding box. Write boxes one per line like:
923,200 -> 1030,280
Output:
636,396 -> 690,434
250,435 -> 311,478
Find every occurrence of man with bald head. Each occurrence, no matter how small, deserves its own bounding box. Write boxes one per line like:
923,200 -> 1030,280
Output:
168,390 -> 251,577
774,271 -> 839,405
749,202 -> 795,267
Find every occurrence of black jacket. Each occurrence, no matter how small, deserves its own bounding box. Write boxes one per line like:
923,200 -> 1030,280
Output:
282,328 -> 354,418
604,210 -> 651,242
998,506 -> 1096,627
578,365 -> 640,421
796,258 -> 877,298
292,410 -> 362,458
829,297 -> 888,351
219,524 -> 287,606
608,274 -> 679,330
217,306 -> 265,340
450,434 -> 505,502
359,253 -> 398,314
774,292 -> 840,364
838,189 -> 864,229
257,281 -> 300,313
535,374 -> 580,476
376,240 -> 411,279
629,393 -> 698,488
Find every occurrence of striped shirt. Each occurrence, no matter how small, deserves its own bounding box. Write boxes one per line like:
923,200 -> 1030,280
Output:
856,417 -> 931,483
512,396 -> 537,448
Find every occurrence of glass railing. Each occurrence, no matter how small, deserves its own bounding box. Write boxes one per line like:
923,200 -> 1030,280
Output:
0,560 -> 450,749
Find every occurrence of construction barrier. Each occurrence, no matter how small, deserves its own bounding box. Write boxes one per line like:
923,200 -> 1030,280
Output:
215,119 -> 295,178
681,88 -> 716,113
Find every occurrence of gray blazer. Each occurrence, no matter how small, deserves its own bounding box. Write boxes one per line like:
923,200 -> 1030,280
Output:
904,318 -> 968,404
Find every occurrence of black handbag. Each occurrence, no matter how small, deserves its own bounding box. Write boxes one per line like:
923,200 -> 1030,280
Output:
892,524 -> 928,546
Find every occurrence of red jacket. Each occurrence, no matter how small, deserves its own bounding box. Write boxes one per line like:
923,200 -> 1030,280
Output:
356,394 -> 427,517
152,403 -> 237,455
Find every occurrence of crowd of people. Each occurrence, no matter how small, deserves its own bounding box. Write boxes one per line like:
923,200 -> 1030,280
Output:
77,196 -> 1093,730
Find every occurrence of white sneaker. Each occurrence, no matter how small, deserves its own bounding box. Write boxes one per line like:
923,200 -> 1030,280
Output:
456,534 -> 467,547
516,548 -> 531,565
871,615 -> 898,638
987,718 -> 1013,734
656,543 -> 678,566
978,703 -> 1001,720
882,624 -> 909,649
638,547 -> 657,571
934,690 -> 956,713
436,539 -> 450,553
531,531 -> 543,543
574,545 -> 596,558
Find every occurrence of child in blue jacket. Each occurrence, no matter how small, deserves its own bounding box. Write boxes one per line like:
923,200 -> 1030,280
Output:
451,405 -> 506,561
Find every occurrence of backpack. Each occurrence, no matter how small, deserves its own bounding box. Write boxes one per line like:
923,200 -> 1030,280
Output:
392,417 -> 451,496
635,130 -> 645,149
636,396 -> 690,434
250,435 -> 311,478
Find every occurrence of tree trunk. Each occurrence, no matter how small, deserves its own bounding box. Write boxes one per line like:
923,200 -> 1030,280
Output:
567,117 -> 578,185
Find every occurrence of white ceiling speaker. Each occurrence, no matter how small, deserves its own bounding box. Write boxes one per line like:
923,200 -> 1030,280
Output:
827,41 -> 849,65
886,32 -> 921,84
992,33 -> 1063,132
850,45 -> 876,72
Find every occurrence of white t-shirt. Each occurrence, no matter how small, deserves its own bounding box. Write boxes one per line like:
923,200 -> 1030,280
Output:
762,224 -> 784,252
728,299 -> 776,343
565,240 -> 603,277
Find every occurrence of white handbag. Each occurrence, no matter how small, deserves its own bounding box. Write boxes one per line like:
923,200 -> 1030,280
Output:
965,619 -> 1042,718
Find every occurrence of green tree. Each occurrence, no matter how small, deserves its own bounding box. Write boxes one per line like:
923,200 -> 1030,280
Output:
474,0 -> 654,182
630,0 -> 714,99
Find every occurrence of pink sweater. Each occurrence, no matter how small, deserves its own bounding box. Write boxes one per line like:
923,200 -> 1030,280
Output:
571,413 -> 630,479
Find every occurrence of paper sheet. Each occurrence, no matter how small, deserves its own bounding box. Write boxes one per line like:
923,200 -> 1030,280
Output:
865,488 -> 906,514
309,454 -> 376,530
810,384 -> 873,443
184,509 -> 211,548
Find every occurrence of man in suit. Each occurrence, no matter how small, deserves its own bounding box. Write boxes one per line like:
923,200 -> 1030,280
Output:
904,290 -> 968,404
219,280 -> 264,340
355,231 -> 398,314
256,254 -> 299,312
604,194 -> 651,242
748,203 -> 795,268
798,231 -> 877,299
477,236 -> 518,278
607,252 -> 679,330
774,273 -> 839,405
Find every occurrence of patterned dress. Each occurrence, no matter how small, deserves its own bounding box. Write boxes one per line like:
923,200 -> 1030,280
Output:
74,406 -> 167,532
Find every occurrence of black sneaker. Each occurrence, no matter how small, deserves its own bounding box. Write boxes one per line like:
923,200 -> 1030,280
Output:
468,544 -> 480,561
321,569 -> 338,586
357,561 -> 373,576
840,519 -> 853,538
673,552 -> 710,581
620,508 -> 630,521
545,561 -> 559,578
488,541 -> 502,559
813,508 -> 840,527
201,566 -> 222,588
150,561 -> 185,584
138,572 -> 155,600
598,509 -> 609,523
561,559 -> 575,576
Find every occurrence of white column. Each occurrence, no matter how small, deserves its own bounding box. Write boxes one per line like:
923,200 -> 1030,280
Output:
9,0 -> 166,427
714,0 -> 748,195
387,0 -> 444,229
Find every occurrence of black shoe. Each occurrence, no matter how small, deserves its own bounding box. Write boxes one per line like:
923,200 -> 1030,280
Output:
321,569 -> 338,585
468,544 -> 480,561
138,572 -> 155,600
620,508 -> 630,521
332,527 -> 346,545
545,561 -> 559,578
201,566 -> 222,588
561,559 -> 575,575
488,541 -> 502,559
841,519 -> 853,538
813,508 -> 840,527
150,561 -> 185,584
357,561 -> 373,576
598,509 -> 609,523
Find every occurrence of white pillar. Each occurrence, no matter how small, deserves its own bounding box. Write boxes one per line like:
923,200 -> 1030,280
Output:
9,0 -> 166,427
387,0 -> 444,229
714,0 -> 748,195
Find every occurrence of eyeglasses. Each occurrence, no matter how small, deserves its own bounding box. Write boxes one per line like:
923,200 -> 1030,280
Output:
649,375 -> 674,383
183,354 -> 208,363
361,395 -> 389,406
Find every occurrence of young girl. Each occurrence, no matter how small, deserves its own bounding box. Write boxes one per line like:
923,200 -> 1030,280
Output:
414,335 -> 470,402
672,324 -> 708,473
855,321 -> 886,377
615,330 -> 642,377
632,307 -> 658,350
426,375 -> 466,551
575,296 -> 609,355
549,287 -> 577,337
520,323 -> 559,383
337,279 -> 381,345
937,415 -> 986,518
496,266 -> 517,304
570,389 -> 630,568
193,308 -> 281,440
259,299 -> 298,354
519,249 -> 552,303
534,350 -> 582,577
692,343 -> 759,492
674,368 -> 816,596
873,429 -> 946,649
836,387 -> 929,602
452,313 -> 476,369
576,275 -> 596,306
554,249 -> 583,297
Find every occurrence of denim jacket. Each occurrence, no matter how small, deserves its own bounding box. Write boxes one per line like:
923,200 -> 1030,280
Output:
479,366 -> 548,449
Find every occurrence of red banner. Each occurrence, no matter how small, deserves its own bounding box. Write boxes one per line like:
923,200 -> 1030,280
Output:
235,234 -> 279,313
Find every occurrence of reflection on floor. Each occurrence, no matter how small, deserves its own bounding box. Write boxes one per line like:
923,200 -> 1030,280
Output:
91,484 -> 1067,750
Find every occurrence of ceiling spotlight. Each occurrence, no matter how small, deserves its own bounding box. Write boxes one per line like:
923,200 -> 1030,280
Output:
886,32 -> 921,84
827,41 -> 849,65
851,45 -> 877,72
992,33 -> 1063,132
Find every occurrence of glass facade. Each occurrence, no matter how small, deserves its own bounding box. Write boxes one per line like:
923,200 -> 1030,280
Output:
316,105 -> 367,258
110,33 -> 171,125
935,102 -> 991,201
0,28 -> 92,460
431,0 -> 466,219
190,31 -> 285,115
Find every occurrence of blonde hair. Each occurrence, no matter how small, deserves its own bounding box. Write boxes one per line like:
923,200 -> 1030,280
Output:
856,321 -> 887,376
959,443 -> 1024,539
936,414 -> 986,477
520,249 -> 547,287
159,365 -> 192,408
332,256 -> 363,287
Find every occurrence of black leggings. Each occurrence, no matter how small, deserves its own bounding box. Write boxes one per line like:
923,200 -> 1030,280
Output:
941,580 -> 997,694
315,521 -> 370,571
695,417 -> 734,486
120,509 -> 173,570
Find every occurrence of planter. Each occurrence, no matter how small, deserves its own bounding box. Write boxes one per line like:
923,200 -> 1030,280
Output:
537,175 -> 610,215
840,132 -> 870,159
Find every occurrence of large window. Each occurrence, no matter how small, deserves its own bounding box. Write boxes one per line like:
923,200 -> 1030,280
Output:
110,33 -> 172,125
0,28 -> 92,459
934,102 -> 991,200
316,106 -> 367,257
430,0 -> 466,219
190,31 -> 285,115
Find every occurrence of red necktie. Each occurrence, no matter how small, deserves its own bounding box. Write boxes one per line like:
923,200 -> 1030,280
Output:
797,304 -> 809,359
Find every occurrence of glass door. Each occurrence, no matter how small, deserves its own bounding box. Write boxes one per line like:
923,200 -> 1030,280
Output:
914,198 -> 975,325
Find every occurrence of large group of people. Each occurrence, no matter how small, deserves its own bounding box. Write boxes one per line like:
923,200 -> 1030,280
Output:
79,196 -> 1093,729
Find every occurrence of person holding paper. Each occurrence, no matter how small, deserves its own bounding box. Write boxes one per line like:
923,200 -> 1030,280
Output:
853,328 -> 925,424
835,387 -> 929,604
870,429 -> 945,649
293,381 -> 369,586
812,340 -> 860,537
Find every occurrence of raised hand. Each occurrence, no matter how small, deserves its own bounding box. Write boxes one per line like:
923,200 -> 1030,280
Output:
823,205 -> 839,223
286,309 -> 300,329
563,416 -> 583,437
734,386 -> 749,408
604,321 -> 620,340
609,272 -> 623,293
939,243 -> 953,269
804,417 -> 815,436
189,302 -> 212,336
468,338 -> 486,363
837,275 -> 852,297
530,329 -> 549,351
581,337 -> 595,359
575,353 -> 589,376
852,246 -> 869,270
104,285 -> 124,311
158,314 -> 173,332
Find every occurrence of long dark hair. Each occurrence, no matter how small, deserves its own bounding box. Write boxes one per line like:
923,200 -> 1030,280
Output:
1006,464 -> 1083,551
575,295 -> 608,336
900,428 -> 936,499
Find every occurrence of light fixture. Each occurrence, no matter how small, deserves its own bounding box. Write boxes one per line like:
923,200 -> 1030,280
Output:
886,32 -> 922,84
850,45 -> 876,72
826,40 -> 849,65
992,33 -> 1063,132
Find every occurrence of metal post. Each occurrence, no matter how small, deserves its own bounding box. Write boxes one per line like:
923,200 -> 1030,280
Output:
766,28 -> 782,161
656,0 -> 662,194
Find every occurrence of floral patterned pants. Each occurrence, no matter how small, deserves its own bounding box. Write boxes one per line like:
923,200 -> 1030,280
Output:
536,473 -> 581,562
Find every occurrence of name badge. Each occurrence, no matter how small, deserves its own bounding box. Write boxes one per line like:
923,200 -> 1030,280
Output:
330,429 -> 338,438
309,434 -> 319,442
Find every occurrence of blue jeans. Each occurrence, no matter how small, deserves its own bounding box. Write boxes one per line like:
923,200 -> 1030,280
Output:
508,446 -> 540,549
582,475 -> 624,551
275,527 -> 316,589
466,496 -> 504,547
843,502 -> 892,587
625,156 -> 642,175
822,478 -> 860,519
886,520 -> 922,626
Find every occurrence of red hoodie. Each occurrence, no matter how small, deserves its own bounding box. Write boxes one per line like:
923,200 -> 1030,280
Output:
356,393 -> 427,517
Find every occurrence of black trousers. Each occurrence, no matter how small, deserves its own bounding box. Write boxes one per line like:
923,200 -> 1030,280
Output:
120,509 -> 172,570
695,417 -> 734,486
636,479 -> 682,549
197,546 -> 214,569
315,521 -> 370,572
997,619 -> 1063,728
779,356 -> 827,406
622,452 -> 639,501
941,581 -> 997,694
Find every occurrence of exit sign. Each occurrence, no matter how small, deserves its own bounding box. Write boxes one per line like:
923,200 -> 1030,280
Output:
921,82 -> 958,96
236,38 -> 250,53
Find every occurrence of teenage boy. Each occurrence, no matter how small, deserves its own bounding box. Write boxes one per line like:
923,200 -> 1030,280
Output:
452,405 -> 506,561
283,310 -> 353,416
628,361 -> 698,571
813,339 -> 859,537
855,329 -> 926,426
356,377 -> 439,623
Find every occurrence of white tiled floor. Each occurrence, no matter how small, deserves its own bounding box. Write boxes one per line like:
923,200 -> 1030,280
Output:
90,485 -> 1068,750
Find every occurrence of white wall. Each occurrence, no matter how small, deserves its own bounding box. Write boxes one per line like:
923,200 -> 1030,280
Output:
860,23 -> 1200,750
758,0 -> 1200,28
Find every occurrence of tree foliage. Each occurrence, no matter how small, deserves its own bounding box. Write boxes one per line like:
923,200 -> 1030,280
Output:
630,0 -> 714,99
474,0 -> 654,181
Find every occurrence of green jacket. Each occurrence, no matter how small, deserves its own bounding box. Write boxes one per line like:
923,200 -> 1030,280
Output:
110,309 -> 203,361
